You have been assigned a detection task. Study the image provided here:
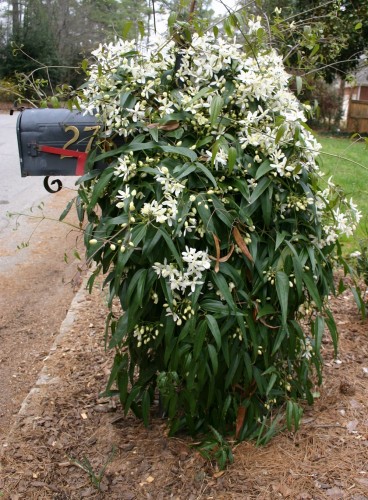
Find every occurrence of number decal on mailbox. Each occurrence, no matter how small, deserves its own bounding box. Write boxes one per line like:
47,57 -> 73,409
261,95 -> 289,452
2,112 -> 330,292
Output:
63,125 -> 80,151
62,125 -> 101,155
83,126 -> 101,153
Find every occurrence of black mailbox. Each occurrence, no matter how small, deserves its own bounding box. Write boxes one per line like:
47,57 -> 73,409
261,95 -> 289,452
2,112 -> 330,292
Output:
17,108 -> 102,191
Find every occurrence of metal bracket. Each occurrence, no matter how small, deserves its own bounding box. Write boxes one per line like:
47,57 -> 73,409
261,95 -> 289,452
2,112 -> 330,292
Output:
44,176 -> 62,193
27,143 -> 39,157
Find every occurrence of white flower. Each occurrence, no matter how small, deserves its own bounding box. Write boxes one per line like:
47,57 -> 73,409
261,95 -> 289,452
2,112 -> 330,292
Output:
205,148 -> 228,170
114,156 -> 137,181
125,102 -> 145,123
350,251 -> 362,259
141,200 -> 168,224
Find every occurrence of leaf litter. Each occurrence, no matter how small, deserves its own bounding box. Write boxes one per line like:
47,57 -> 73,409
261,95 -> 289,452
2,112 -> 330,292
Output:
0,275 -> 367,499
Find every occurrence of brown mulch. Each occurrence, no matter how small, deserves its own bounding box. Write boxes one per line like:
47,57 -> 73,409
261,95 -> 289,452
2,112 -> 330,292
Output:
0,279 -> 367,499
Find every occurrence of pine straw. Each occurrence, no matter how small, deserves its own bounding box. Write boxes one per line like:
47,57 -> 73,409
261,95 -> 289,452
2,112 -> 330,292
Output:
0,281 -> 367,499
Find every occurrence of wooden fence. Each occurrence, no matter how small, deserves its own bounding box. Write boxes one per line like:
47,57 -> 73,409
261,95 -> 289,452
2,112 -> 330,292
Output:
347,100 -> 368,133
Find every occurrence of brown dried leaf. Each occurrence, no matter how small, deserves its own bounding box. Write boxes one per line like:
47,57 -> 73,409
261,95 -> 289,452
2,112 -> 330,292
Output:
236,406 -> 247,439
209,234 -> 235,273
232,226 -> 253,263
159,121 -> 180,131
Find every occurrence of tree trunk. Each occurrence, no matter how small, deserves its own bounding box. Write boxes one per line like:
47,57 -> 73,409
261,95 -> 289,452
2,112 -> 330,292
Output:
11,0 -> 21,35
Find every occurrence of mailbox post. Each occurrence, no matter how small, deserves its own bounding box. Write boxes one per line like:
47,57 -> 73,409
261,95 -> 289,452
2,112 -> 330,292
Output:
17,108 -> 102,192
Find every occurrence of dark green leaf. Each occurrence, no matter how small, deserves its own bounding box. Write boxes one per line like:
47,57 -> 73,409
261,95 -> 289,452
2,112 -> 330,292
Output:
210,95 -> 224,126
313,315 -> 325,353
160,145 -> 197,161
206,315 -> 221,350
195,162 -> 218,187
158,227 -> 183,268
193,321 -> 207,360
207,344 -> 218,375
255,160 -> 272,179
59,198 -> 75,221
303,272 -> 322,309
276,271 -> 289,326
211,272 -> 236,310
249,177 -> 272,205
227,146 -> 237,174
141,390 -> 150,427
224,353 -> 239,388
87,170 -> 114,211
266,373 -> 277,396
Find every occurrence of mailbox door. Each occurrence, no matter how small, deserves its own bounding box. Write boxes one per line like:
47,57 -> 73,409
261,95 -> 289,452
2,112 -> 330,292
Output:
17,109 -> 101,177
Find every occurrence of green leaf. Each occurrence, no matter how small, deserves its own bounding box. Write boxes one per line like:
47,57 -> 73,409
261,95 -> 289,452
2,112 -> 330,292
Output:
87,170 -> 114,211
121,20 -> 133,39
105,353 -> 127,393
310,44 -> 320,57
200,299 -> 230,316
286,400 -> 293,431
271,327 -> 287,356
141,390 -> 150,427
109,312 -> 129,348
302,273 -> 322,309
120,91 -> 136,110
224,353 -> 239,388
158,228 -> 183,269
313,315 -> 325,353
207,344 -> 218,375
175,163 -> 197,179
211,195 -> 234,227
249,177 -> 272,205
210,95 -> 224,126
127,141 -> 157,152
227,146 -> 237,174
206,315 -> 221,350
276,271 -> 289,326
131,223 -> 147,246
275,123 -> 287,144
148,126 -> 159,142
113,247 -> 134,294
266,373 -> 277,396
355,22 -> 362,30
255,160 -> 272,179
167,12 -> 177,28
275,231 -> 288,250
257,304 -> 276,318
325,308 -> 339,355
160,144 -> 197,161
126,268 -> 146,301
223,17 -> 234,36
187,86 -> 211,105
137,20 -> 145,38
351,286 -> 366,320
193,321 -> 207,360
211,272 -> 236,310
59,198 -> 75,221
195,162 -> 218,187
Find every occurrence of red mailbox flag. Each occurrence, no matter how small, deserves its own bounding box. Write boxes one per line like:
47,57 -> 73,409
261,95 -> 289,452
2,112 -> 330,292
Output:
38,145 -> 88,176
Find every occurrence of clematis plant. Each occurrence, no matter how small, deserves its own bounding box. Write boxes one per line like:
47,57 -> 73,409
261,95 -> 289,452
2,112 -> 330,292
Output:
76,27 -> 360,442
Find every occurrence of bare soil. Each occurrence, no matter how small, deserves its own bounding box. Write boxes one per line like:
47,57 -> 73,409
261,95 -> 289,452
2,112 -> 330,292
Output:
0,188 -> 83,445
0,252 -> 367,499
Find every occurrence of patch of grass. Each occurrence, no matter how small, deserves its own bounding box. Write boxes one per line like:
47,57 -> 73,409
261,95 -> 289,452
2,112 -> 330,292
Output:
317,134 -> 368,252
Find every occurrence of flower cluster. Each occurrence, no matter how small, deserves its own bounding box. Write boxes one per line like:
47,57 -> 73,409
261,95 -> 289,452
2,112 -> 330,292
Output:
152,247 -> 211,294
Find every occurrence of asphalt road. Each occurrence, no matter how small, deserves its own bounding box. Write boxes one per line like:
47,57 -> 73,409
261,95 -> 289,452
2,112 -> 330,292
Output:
0,112 -> 84,442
